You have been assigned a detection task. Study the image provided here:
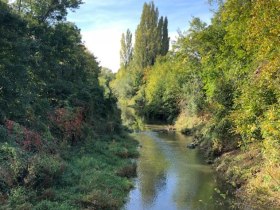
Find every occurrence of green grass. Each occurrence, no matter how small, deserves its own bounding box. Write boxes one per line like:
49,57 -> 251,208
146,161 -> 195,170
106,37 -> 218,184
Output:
1,134 -> 139,210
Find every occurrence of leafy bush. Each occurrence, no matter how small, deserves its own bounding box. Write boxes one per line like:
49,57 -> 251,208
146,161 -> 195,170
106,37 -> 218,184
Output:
8,187 -> 32,209
116,162 -> 137,178
25,154 -> 65,188
0,143 -> 27,192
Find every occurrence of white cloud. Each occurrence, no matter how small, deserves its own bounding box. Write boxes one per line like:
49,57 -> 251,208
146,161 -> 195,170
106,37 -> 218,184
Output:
82,27 -> 124,72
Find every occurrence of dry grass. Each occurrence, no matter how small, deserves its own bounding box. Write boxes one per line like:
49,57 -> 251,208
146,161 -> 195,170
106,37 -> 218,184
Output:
174,112 -> 203,133
216,142 -> 280,209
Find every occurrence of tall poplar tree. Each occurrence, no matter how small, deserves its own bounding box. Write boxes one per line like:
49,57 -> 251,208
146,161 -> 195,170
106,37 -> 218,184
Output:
133,2 -> 159,69
161,17 -> 169,55
157,16 -> 164,53
133,2 -> 169,71
157,16 -> 169,56
120,29 -> 133,68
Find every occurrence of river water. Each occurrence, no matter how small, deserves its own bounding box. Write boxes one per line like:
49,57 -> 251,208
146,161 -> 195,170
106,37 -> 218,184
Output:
123,126 -> 236,210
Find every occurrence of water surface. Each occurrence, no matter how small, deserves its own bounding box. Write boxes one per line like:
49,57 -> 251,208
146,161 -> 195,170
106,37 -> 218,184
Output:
123,128 -> 235,210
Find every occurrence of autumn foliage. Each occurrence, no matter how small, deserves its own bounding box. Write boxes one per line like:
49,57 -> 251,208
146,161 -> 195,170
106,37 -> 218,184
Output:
5,120 -> 42,152
49,108 -> 84,144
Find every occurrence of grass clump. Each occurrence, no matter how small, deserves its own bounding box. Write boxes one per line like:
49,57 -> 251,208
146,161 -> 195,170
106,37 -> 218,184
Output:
0,133 -> 138,210
116,162 -> 137,178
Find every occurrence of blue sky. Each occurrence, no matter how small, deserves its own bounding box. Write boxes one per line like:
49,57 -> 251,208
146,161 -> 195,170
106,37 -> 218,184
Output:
68,0 -> 217,72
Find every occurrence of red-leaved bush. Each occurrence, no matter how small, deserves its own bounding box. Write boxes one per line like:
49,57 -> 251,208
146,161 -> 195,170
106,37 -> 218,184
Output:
5,120 -> 42,152
22,128 -> 42,151
5,120 -> 14,133
49,107 -> 84,144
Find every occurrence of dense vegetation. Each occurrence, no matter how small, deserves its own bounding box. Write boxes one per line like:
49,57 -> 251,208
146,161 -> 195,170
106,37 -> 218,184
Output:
112,0 -> 280,208
111,2 -> 169,130
1,0 -> 279,209
0,1 -> 138,209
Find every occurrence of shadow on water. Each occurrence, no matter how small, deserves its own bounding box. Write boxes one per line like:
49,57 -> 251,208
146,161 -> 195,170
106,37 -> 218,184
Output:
123,125 -> 238,210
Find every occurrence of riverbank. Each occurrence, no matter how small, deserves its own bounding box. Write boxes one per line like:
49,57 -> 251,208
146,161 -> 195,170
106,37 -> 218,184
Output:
215,145 -> 280,210
174,117 -> 280,210
0,133 -> 139,209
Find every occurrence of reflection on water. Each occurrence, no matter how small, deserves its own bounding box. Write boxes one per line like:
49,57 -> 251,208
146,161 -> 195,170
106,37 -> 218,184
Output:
123,128 -> 235,210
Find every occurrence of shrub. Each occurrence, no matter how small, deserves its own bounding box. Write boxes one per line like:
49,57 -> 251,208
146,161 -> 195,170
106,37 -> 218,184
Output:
49,107 -> 84,144
79,190 -> 122,209
25,154 -> 65,188
0,143 -> 27,191
8,187 -> 32,209
4,120 -> 43,152
116,162 -> 137,178
109,143 -> 138,159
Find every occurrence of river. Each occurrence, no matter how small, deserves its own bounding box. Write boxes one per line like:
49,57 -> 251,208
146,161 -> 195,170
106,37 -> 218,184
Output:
123,126 -> 237,210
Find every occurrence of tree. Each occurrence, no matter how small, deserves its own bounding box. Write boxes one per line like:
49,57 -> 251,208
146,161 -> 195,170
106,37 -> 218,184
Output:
13,0 -> 83,22
120,29 -> 133,68
160,17 -> 169,55
133,2 -> 169,71
157,16 -> 163,51
111,1 -> 170,126
133,1 -> 160,69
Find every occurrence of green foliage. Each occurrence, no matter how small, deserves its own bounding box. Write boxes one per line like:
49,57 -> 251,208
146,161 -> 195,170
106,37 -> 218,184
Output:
53,135 -> 138,210
0,134 -> 138,209
0,142 -> 27,192
144,56 -> 181,122
12,0 -> 83,23
111,2 -> 170,126
111,0 -> 279,207
25,154 -> 64,188
8,187 -> 32,209
113,1 -> 279,206
99,67 -> 115,99
120,29 -> 133,68
161,17 -> 169,55
140,0 -> 279,153
0,1 -> 133,209
133,2 -> 160,69
110,64 -> 144,130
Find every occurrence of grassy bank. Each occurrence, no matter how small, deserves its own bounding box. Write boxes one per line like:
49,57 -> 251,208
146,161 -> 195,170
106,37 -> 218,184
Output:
215,145 -> 280,210
0,133 -> 139,210
0,2 -> 142,209
175,114 -> 280,210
